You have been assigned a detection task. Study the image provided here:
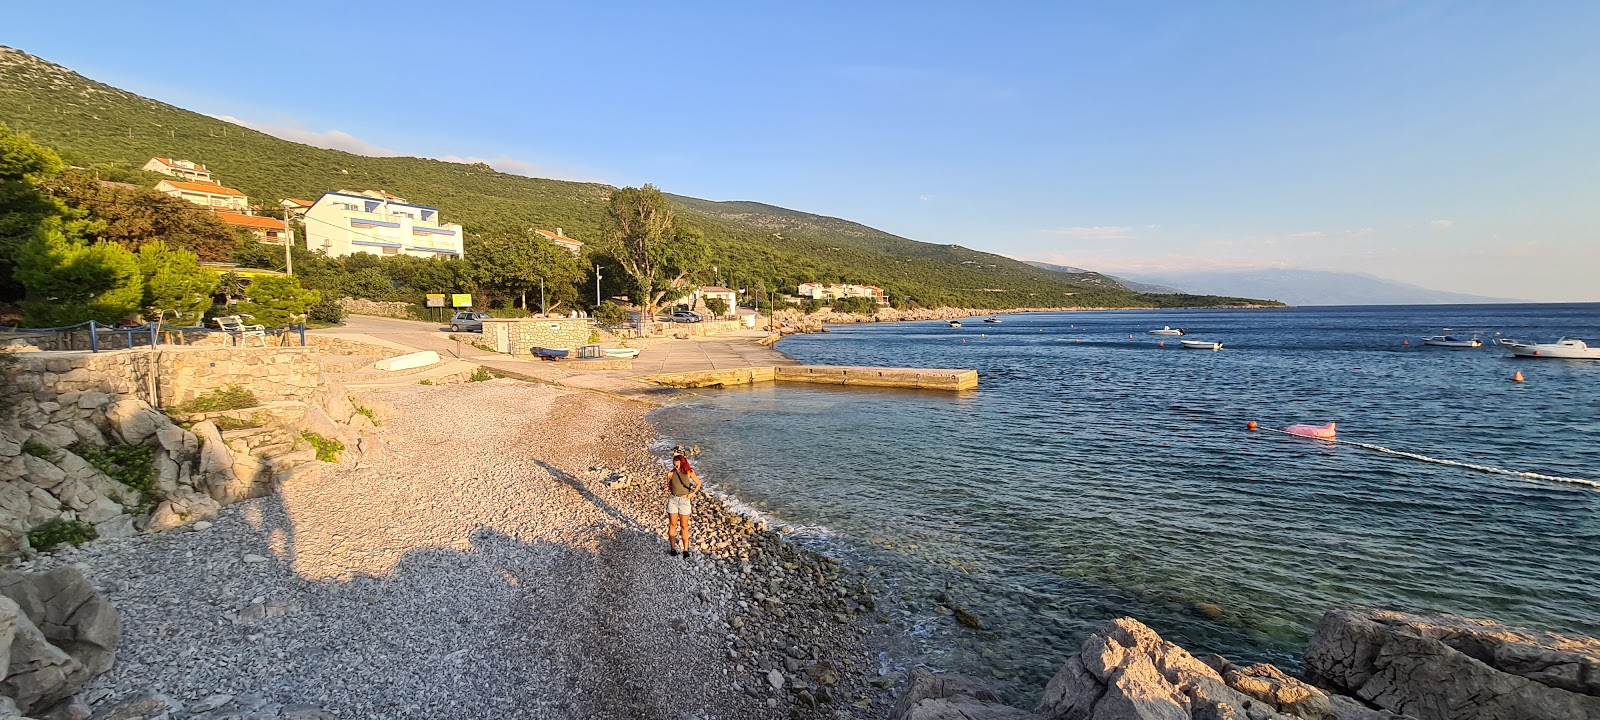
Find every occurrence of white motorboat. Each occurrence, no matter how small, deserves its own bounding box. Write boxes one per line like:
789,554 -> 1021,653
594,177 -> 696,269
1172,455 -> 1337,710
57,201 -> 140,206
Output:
983,317 -> 1002,324
602,348 -> 640,358
947,320 -> 962,328
1422,331 -> 1483,348
1180,340 -> 1222,351
1499,338 -> 1600,359
1149,326 -> 1185,336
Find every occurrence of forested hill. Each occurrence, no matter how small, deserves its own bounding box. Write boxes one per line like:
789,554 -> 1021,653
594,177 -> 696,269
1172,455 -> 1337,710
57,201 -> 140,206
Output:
0,45 -> 1276,309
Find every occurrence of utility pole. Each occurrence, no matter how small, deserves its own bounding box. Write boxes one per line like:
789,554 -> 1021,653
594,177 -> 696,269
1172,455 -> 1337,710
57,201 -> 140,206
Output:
283,213 -> 294,276
539,276 -> 546,316
595,266 -> 603,308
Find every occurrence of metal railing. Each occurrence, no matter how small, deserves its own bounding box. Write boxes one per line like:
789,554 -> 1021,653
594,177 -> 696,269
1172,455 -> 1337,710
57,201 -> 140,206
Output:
0,320 -> 310,352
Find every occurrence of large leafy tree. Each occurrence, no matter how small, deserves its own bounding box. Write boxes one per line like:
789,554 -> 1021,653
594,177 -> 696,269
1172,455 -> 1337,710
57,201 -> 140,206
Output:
0,123 -> 97,302
602,185 -> 709,318
466,229 -> 584,312
237,275 -> 320,327
45,172 -> 243,261
137,241 -> 218,325
14,218 -> 144,326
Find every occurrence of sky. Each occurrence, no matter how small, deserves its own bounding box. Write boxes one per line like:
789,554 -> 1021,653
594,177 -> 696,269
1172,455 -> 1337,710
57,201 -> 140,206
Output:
6,1 -> 1598,301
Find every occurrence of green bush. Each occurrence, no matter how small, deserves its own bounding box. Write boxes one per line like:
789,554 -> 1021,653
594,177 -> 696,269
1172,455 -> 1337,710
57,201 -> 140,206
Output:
470,367 -> 493,382
831,296 -> 878,315
237,275 -> 320,327
213,415 -> 263,431
418,379 -> 434,386
592,302 -> 626,326
169,385 -> 259,414
28,518 -> 97,552
353,404 -> 378,424
301,431 -> 343,463
72,443 -> 157,512
21,439 -> 58,460
306,298 -> 345,325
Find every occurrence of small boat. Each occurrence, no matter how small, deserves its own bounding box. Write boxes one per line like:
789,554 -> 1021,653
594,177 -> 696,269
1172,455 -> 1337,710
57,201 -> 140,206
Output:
532,347 -> 570,360
1149,326 -> 1186,336
1284,422 -> 1337,439
1421,330 -> 1482,348
1499,338 -> 1600,359
1180,340 -> 1222,351
983,317 -> 1002,324
947,320 -> 962,328
602,348 -> 640,358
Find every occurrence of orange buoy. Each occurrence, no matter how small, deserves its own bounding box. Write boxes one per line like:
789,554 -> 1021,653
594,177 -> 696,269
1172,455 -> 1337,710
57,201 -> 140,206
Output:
1512,370 -> 1525,383
1128,334 -> 1133,339
1158,341 -> 1165,347
961,339 -> 967,344
1247,421 -> 1258,431
1402,340 -> 1409,346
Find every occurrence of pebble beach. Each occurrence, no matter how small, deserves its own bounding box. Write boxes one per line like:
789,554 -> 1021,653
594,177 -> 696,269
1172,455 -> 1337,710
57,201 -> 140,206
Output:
29,380 -> 902,719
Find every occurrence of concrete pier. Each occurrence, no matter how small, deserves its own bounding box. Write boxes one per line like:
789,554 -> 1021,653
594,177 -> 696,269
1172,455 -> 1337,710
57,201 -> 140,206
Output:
638,365 -> 977,392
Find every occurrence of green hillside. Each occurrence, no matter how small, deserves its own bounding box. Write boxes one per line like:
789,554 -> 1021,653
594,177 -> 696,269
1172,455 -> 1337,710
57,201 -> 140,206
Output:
0,45 -> 1277,310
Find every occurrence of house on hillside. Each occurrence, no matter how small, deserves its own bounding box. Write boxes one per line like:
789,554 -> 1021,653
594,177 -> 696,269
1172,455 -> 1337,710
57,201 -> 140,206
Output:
695,286 -> 737,316
155,179 -> 249,213
142,157 -> 214,182
534,228 -> 583,257
214,212 -> 288,243
280,198 -> 314,220
796,282 -> 887,305
302,190 -> 463,259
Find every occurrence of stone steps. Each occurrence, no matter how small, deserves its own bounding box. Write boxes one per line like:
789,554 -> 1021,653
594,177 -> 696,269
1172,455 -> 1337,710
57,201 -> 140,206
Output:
340,360 -> 482,388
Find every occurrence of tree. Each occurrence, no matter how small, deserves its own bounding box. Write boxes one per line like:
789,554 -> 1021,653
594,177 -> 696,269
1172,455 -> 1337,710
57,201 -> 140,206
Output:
704,297 -> 728,319
0,124 -> 96,302
602,185 -> 710,318
14,218 -> 143,326
467,229 -> 583,312
137,241 -> 218,325
45,172 -> 242,261
833,296 -> 878,315
237,275 -> 320,327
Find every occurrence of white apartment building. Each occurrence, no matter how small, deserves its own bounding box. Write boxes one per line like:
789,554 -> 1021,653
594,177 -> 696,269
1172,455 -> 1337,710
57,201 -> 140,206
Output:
142,157 -> 214,182
302,191 -> 464,259
796,282 -> 887,304
534,228 -> 583,256
154,179 -> 249,213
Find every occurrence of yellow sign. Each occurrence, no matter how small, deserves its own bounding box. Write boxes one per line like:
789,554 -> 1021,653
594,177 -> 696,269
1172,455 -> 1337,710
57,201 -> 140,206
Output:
425,294 -> 446,308
451,294 -> 473,308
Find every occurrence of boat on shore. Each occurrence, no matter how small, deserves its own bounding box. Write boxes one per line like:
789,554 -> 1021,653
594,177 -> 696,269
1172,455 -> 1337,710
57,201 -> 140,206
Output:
1422,330 -> 1483,348
1150,326 -> 1185,336
532,347 -> 571,360
947,320 -> 962,328
602,348 -> 640,358
1180,340 -> 1223,351
1498,338 -> 1600,359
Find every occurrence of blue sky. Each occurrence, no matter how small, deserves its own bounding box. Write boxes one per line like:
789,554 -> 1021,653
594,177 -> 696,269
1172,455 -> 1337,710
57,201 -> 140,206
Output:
7,1 -> 1598,300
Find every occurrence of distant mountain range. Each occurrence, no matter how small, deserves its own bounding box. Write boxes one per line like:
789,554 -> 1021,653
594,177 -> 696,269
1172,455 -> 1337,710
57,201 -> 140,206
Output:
1023,262 -> 1186,295
1029,265 -> 1524,306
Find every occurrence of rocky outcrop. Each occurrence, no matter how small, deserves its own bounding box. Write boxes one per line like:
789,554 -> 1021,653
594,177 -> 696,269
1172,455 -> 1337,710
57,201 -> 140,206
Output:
1304,607 -> 1600,720
0,567 -> 119,715
892,668 -> 1042,720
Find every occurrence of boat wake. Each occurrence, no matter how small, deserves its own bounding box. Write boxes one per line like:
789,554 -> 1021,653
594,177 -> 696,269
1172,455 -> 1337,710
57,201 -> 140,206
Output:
1268,429 -> 1600,491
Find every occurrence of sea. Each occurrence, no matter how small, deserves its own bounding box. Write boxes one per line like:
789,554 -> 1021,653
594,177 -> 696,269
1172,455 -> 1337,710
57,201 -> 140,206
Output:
651,303 -> 1600,701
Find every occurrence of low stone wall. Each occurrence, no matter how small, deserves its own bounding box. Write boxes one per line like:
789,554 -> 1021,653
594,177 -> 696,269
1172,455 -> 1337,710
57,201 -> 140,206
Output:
481,318 -> 594,356
1,328 -> 227,352
337,297 -> 412,319
305,334 -> 406,359
8,347 -> 321,410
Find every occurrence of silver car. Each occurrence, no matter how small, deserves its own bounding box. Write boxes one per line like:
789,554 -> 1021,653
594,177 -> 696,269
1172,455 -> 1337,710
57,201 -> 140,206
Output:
449,311 -> 491,332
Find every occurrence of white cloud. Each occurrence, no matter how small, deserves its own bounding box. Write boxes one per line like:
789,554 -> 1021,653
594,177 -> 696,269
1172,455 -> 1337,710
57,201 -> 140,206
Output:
211,113 -> 595,181
1430,219 -> 1454,231
1039,226 -> 1135,241
1287,231 -> 1328,240
1349,227 -> 1375,238
918,194 -> 933,202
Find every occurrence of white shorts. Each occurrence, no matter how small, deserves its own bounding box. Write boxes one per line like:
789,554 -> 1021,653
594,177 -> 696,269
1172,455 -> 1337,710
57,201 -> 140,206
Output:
667,496 -> 693,516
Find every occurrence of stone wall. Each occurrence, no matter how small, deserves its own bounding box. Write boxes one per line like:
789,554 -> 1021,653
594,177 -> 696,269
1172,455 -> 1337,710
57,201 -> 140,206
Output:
1,329 -> 227,352
481,318 -> 594,356
8,347 -> 321,410
337,297 -> 413,319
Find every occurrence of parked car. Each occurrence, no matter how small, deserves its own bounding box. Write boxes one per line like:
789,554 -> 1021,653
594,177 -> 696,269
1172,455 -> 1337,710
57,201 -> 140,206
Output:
449,311 -> 492,332
668,311 -> 704,323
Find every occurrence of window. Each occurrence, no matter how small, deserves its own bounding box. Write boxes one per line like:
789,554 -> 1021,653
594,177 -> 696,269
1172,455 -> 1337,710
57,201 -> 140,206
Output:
381,247 -> 399,255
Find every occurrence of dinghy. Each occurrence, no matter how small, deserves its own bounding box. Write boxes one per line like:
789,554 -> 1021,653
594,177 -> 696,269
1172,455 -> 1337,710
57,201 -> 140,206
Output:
602,348 -> 640,359
532,347 -> 570,360
1422,330 -> 1482,348
1150,326 -> 1185,336
1180,340 -> 1222,351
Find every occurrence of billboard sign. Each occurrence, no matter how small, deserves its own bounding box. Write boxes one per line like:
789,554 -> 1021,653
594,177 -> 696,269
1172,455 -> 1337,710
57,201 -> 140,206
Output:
425,294 -> 445,308
451,294 -> 473,308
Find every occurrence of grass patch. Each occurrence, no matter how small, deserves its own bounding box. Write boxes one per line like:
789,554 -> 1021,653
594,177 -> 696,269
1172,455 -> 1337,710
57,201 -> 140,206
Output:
28,518 -> 97,552
72,443 -> 159,514
353,404 -> 378,425
169,385 -> 259,415
418,379 -> 434,386
21,439 -> 58,461
301,432 -> 344,463
213,414 -> 264,431
469,367 -> 493,382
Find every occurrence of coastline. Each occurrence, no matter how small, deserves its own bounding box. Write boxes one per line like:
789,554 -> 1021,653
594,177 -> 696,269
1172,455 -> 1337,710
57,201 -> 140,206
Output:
28,379 -> 905,719
772,303 -> 1284,330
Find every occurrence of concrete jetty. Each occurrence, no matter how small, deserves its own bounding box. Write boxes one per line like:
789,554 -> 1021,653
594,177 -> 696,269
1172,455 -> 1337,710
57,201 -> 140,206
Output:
638,365 -> 978,391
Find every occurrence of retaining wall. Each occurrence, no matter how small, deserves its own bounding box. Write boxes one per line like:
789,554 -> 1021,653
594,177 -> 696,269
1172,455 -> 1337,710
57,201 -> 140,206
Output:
7,347 -> 322,410
482,318 -> 594,356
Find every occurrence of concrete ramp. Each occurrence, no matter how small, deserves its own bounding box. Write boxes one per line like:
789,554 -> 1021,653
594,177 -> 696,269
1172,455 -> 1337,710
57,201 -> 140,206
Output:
374,350 -> 441,372
637,365 -> 977,391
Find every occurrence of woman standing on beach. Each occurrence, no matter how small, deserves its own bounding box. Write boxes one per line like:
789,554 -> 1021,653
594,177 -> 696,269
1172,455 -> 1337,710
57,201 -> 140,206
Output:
666,451 -> 701,558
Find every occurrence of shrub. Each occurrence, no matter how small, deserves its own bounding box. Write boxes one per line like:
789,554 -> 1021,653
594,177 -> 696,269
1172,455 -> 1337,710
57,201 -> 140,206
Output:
587,329 -> 602,344
704,297 -> 729,318
832,297 -> 878,315
72,443 -> 158,512
21,439 -> 58,460
306,299 -> 345,325
170,385 -> 259,414
418,379 -> 434,386
301,431 -> 344,463
592,302 -> 626,326
469,367 -> 493,382
213,415 -> 264,431
353,404 -> 378,424
238,275 -> 320,327
28,519 -> 97,552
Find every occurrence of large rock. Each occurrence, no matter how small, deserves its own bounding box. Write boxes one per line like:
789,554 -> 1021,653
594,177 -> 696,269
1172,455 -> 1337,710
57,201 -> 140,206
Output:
1227,663 -> 1402,720
104,399 -> 165,446
153,425 -> 197,464
892,668 -> 1042,720
20,456 -> 66,490
0,596 -> 83,714
0,567 -> 121,684
1038,617 -> 1298,720
1304,608 -> 1600,720
146,487 -> 220,532
190,421 -> 241,504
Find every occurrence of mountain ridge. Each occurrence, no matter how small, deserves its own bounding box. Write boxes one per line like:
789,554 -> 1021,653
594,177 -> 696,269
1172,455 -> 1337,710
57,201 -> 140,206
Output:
1122,268 -> 1525,306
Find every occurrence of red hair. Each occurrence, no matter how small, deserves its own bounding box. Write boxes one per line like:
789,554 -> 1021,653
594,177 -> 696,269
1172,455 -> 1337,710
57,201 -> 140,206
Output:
674,455 -> 693,475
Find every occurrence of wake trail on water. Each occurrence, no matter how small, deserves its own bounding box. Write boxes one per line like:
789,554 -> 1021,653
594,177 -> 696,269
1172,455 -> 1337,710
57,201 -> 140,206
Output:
1262,429 -> 1600,491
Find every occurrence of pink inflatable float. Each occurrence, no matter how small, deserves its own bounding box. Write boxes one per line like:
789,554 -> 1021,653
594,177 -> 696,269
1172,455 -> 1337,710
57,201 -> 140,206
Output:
1283,423 -> 1336,439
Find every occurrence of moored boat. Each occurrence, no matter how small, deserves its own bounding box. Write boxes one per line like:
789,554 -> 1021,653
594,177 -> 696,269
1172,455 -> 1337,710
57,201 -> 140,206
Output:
983,317 -> 1002,324
947,320 -> 962,328
1499,338 -> 1600,359
1150,326 -> 1185,336
1422,330 -> 1483,348
1180,340 -> 1222,351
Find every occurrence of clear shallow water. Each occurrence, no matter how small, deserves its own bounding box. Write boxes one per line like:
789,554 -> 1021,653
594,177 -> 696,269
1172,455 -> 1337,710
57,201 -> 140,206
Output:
653,304 -> 1600,699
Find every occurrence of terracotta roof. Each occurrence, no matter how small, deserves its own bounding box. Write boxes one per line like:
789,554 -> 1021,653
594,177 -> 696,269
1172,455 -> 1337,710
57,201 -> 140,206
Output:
159,180 -> 246,197
281,198 -> 314,207
152,157 -> 209,172
699,286 -> 735,293
535,229 -> 582,244
212,212 -> 285,231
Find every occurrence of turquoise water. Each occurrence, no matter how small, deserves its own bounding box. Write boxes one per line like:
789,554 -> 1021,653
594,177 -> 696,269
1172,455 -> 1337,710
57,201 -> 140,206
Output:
652,304 -> 1600,699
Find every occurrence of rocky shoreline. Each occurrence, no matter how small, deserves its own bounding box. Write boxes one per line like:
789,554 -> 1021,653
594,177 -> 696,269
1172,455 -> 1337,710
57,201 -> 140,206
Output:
772,304 -> 1280,332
